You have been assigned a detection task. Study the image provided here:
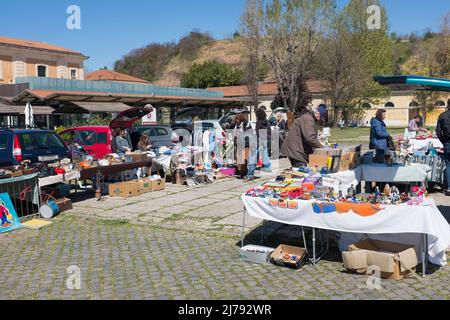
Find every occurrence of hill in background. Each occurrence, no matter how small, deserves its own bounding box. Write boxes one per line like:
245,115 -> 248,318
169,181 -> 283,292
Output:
113,31 -> 443,87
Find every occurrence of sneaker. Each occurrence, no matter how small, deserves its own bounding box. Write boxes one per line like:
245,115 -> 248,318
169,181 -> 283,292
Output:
445,189 -> 450,196
243,176 -> 255,182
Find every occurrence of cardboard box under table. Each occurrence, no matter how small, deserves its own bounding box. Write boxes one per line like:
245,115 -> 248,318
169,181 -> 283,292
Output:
270,245 -> 308,269
239,245 -> 274,264
342,239 -> 418,280
109,181 -> 143,198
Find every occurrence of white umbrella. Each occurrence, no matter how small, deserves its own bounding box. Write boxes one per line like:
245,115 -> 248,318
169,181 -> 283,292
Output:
24,102 -> 34,128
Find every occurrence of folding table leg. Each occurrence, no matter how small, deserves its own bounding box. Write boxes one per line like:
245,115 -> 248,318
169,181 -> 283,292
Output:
241,209 -> 246,248
312,228 -> 316,267
301,226 -> 308,257
422,233 -> 428,277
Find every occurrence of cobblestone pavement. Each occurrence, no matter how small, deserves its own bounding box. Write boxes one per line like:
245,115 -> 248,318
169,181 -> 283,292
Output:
0,215 -> 448,300
0,159 -> 449,300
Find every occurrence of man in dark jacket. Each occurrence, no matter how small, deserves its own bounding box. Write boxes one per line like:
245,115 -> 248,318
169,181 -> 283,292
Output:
369,109 -> 392,163
436,99 -> 450,195
281,108 -> 323,167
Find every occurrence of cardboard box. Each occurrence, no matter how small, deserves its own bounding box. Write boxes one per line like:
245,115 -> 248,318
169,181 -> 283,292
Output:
339,151 -> 361,171
109,181 -> 143,198
139,179 -> 153,193
125,153 -> 148,163
270,245 -> 308,269
308,154 -> 330,169
150,178 -> 165,191
239,245 -> 275,264
343,239 -> 418,280
55,198 -> 73,212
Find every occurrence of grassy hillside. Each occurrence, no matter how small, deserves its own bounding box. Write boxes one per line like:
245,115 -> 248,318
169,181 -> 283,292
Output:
114,33 -> 442,87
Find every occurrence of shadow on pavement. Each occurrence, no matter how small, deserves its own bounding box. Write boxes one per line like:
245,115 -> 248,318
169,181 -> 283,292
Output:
437,205 -> 450,224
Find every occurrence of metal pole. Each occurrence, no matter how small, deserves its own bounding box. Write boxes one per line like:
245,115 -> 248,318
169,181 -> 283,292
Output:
312,228 -> 316,267
301,226 -> 308,256
422,233 -> 427,277
241,208 -> 247,248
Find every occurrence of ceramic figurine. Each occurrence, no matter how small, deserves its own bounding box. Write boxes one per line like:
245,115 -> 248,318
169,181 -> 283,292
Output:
347,185 -> 356,199
391,185 -> 399,196
374,186 -> 381,197
383,184 -> 391,196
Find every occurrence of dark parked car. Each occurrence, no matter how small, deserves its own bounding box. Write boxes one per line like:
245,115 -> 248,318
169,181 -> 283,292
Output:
0,128 -> 71,167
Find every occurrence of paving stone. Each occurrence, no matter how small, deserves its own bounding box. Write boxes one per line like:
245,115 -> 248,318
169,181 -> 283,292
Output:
213,212 -> 262,227
179,198 -> 220,207
158,205 -> 193,214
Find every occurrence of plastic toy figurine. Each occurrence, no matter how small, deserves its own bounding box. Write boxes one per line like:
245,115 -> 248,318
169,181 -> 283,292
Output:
374,186 -> 381,197
391,185 -> 400,196
347,185 -> 356,199
383,184 -> 391,196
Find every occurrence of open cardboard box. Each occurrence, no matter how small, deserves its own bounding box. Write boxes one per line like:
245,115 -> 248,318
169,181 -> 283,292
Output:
270,245 -> 308,269
342,239 -> 418,280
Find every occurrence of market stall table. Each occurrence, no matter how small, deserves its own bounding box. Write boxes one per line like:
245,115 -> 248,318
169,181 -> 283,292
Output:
38,170 -> 81,187
241,195 -> 450,276
354,163 -> 432,190
79,160 -> 153,181
410,138 -> 443,150
79,160 -> 153,197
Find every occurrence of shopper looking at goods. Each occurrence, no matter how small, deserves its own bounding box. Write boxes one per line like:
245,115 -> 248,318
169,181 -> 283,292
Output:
115,128 -> 131,156
137,134 -> 152,152
409,115 -> 424,132
246,109 -> 272,181
281,107 -> 323,168
370,109 -> 392,163
436,99 -> 450,196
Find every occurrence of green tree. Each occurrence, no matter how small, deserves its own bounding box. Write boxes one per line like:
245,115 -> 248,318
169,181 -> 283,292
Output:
317,0 -> 393,126
241,0 -> 335,113
180,60 -> 244,88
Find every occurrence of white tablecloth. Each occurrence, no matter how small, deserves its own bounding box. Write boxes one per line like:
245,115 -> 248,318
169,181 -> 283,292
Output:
242,195 -> 450,266
355,163 -> 431,183
410,138 -> 443,150
38,170 -> 81,187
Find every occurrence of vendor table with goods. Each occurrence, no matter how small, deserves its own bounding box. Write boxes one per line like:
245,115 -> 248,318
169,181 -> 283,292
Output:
355,163 -> 431,185
79,160 -> 153,197
38,170 -> 81,187
410,138 -> 443,151
240,172 -> 450,276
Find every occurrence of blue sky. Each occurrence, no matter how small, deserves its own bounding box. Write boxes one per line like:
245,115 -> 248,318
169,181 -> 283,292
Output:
0,0 -> 449,71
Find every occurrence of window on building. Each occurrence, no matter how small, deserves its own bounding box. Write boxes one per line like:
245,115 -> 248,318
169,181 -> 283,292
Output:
435,100 -> 446,107
409,101 -> 419,108
70,69 -> 77,80
384,102 -> 395,108
361,102 -> 372,109
37,65 -> 47,77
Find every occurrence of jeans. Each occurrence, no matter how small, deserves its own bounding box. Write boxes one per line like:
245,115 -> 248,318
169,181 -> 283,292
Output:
247,144 -> 272,178
443,143 -> 450,190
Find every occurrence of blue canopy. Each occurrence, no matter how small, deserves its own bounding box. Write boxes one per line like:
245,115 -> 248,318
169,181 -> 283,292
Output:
373,75 -> 450,92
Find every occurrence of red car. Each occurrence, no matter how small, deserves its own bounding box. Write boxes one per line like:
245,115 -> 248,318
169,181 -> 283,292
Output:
60,107 -> 153,159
